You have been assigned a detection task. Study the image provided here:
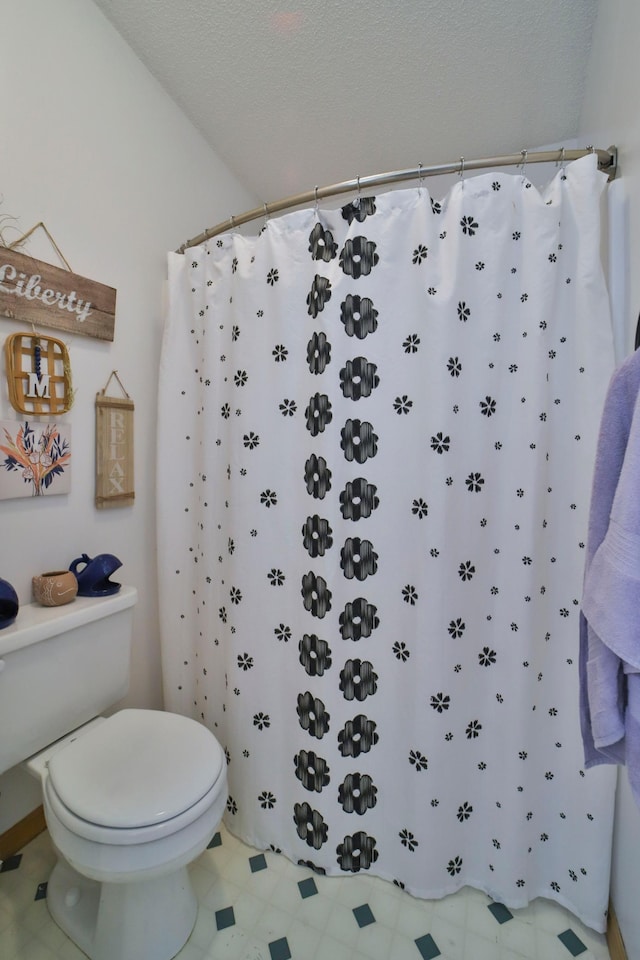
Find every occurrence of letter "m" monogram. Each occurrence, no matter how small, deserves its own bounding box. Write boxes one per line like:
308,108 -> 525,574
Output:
27,372 -> 51,399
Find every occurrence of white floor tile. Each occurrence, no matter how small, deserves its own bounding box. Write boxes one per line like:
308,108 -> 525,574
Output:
312,872 -> 346,900
0,878 -> 36,918
202,875 -> 242,911
12,901 -> 49,937
389,931 -> 428,960
250,900 -> 293,943
215,848 -> 254,887
356,920 -> 395,959
465,897 -> 502,940
200,926 -> 254,960
0,825 -> 612,960
463,932 -> 503,960
297,888 -> 334,932
432,888 -> 470,927
0,905 -> 14,935
499,916 -> 537,956
266,873 -> 302,913
173,942 -> 205,960
55,936 -> 87,960
533,897 -> 576,934
565,919 -> 609,958
500,946 -> 535,960
535,926 -> 583,960
32,916 -> 71,954
365,883 -> 402,929
325,900 -> 361,948
12,937 -> 58,960
429,914 -> 467,960
188,863 -> 218,901
396,894 -> 435,940
313,933 -> 357,960
231,889 -> 270,933
0,921 -> 34,959
332,875 -> 376,909
286,916 -> 324,957
188,905 -> 220,951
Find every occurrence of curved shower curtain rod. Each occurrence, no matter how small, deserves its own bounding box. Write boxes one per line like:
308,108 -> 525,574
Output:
176,145 -> 618,254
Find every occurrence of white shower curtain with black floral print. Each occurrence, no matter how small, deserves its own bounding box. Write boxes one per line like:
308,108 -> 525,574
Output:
158,155 -> 617,931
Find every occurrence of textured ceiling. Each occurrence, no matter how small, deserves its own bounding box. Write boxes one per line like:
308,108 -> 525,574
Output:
91,0 -> 599,203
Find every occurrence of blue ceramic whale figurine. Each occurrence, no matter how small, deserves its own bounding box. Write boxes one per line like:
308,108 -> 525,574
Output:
69,554 -> 122,597
0,577 -> 18,628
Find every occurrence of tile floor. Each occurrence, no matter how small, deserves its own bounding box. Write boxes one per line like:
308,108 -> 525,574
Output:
0,823 -> 611,960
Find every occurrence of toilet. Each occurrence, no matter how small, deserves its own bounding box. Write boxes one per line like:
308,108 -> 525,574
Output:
0,585 -> 228,960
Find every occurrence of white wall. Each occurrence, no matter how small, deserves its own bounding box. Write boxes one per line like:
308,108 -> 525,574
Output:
0,0 -> 255,833
579,2 -> 640,957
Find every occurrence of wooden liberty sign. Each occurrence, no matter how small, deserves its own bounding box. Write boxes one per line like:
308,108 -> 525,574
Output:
0,248 -> 116,342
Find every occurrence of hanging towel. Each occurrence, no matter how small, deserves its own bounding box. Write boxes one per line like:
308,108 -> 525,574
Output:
581,348 -> 640,803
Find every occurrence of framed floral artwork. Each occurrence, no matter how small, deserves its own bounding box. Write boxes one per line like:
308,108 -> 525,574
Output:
0,420 -> 71,499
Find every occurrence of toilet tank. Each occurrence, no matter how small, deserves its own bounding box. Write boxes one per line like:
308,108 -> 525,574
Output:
0,585 -> 137,775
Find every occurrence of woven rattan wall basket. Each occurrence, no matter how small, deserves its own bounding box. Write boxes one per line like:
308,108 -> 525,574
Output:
4,332 -> 72,416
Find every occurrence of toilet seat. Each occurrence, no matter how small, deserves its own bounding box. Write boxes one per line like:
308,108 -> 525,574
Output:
45,709 -> 225,844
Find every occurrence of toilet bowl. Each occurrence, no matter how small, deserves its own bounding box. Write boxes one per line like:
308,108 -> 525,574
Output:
29,708 -> 228,960
0,587 -> 230,959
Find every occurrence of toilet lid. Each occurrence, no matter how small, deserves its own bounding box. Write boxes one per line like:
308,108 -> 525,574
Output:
47,709 -> 225,829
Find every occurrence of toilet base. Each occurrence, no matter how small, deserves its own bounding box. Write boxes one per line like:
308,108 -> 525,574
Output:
47,854 -> 198,960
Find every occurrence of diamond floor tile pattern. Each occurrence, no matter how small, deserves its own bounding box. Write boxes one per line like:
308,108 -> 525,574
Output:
0,823 -> 611,959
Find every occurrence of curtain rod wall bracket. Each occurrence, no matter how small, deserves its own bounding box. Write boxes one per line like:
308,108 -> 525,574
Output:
604,145 -> 618,181
176,146 -> 619,253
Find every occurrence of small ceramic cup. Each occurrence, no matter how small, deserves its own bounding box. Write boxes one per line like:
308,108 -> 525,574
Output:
32,570 -> 78,607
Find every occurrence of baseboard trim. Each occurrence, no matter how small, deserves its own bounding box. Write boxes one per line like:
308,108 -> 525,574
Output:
0,805 -> 46,860
608,901 -> 628,960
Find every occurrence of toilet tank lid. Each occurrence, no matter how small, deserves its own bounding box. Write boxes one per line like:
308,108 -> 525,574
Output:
0,585 -> 137,658
47,709 -> 224,828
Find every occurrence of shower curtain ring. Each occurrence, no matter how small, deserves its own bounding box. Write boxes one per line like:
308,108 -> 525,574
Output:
558,146 -> 567,179
263,202 -> 270,224
354,175 -> 361,209
314,185 -> 319,216
458,157 -> 465,181
417,162 -> 424,193
520,149 -> 528,182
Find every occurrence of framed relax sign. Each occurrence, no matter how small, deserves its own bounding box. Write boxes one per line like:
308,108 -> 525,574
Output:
95,373 -> 134,509
0,248 -> 116,342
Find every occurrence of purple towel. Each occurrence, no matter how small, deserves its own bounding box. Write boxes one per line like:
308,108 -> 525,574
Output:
581,348 -> 640,803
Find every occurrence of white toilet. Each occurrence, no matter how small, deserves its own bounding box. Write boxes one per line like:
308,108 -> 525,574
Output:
0,585 -> 228,960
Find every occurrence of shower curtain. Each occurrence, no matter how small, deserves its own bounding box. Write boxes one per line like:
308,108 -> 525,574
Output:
158,155 -> 617,931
